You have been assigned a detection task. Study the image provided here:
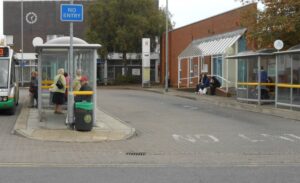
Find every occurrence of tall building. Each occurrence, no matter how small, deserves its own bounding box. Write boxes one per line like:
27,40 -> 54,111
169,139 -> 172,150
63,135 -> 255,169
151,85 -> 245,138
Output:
3,0 -> 92,52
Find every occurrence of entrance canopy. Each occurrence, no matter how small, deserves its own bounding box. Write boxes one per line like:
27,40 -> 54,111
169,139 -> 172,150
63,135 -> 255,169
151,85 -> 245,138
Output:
179,28 -> 246,59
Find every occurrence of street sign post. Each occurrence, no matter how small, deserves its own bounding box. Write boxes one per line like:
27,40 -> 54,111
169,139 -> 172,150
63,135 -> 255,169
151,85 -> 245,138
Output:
60,4 -> 83,22
60,2 -> 83,125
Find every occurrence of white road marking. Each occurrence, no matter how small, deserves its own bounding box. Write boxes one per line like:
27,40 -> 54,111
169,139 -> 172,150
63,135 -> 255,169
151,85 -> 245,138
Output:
238,134 -> 264,142
285,134 -> 300,140
173,133 -> 300,144
194,134 -> 220,143
261,134 -> 295,142
173,134 -> 219,143
172,134 -> 196,143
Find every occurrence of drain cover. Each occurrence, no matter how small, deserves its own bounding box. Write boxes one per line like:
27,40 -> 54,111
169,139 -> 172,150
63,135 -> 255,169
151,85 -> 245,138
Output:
126,152 -> 146,156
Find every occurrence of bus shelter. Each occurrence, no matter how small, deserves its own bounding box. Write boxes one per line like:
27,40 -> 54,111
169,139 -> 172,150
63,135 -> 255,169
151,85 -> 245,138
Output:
227,49 -> 276,104
275,45 -> 300,110
34,37 -> 101,125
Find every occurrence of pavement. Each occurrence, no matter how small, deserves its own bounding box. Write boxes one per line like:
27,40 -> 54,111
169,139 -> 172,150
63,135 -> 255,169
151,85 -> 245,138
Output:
12,85 -> 300,143
13,90 -> 136,142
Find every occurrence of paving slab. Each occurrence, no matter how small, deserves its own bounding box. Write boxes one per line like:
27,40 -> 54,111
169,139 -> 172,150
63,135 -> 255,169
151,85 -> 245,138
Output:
13,98 -> 136,142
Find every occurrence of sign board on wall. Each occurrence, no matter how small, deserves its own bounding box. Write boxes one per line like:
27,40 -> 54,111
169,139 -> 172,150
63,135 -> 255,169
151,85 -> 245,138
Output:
201,64 -> 208,73
132,69 -> 141,76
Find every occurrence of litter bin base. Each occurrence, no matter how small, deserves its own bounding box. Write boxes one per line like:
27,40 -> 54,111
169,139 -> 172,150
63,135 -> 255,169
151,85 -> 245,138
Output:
74,109 -> 93,131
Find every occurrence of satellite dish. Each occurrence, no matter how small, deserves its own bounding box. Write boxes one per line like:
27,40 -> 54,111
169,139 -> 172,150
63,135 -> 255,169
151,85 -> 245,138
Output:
32,37 -> 43,46
274,40 -> 284,51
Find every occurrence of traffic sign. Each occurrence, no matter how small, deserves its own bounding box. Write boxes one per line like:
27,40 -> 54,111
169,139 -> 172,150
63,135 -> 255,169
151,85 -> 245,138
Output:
60,4 -> 83,22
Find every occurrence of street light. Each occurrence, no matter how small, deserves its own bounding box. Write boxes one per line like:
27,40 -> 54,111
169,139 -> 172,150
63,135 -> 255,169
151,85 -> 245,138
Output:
165,0 -> 169,92
21,0 -> 24,86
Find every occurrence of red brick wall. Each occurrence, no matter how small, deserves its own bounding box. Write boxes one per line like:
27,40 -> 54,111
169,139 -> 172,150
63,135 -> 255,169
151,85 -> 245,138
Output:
161,3 -> 257,87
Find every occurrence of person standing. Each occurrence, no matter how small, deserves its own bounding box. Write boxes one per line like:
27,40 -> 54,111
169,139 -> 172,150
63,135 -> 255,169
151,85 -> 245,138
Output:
64,72 -> 70,102
73,69 -> 82,91
260,66 -> 269,99
52,68 -> 66,114
28,71 -> 38,107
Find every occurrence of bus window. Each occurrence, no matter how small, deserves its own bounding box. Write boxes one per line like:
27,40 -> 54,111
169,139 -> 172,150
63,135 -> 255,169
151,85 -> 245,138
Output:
10,61 -> 15,85
0,59 -> 9,88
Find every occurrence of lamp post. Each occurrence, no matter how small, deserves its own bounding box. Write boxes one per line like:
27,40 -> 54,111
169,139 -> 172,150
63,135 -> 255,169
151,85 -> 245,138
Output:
21,0 -> 24,86
164,0 -> 169,92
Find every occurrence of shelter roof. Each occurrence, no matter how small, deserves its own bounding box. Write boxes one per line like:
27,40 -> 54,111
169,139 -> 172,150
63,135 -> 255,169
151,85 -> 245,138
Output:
34,36 -> 101,50
179,28 -> 246,59
226,48 -> 275,59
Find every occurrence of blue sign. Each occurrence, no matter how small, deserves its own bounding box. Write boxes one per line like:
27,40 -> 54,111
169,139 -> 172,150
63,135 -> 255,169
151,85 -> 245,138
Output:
60,4 -> 83,22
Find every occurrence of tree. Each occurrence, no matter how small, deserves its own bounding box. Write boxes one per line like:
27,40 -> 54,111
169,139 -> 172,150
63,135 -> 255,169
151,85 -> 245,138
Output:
236,0 -> 300,49
86,0 -> 170,59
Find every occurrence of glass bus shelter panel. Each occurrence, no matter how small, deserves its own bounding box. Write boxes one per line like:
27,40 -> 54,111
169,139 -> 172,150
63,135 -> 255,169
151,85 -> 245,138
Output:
292,88 -> 300,106
237,57 -> 259,100
261,56 -> 276,81
41,52 -> 68,81
292,54 -> 300,106
277,55 -> 292,83
277,54 -> 291,105
73,49 -> 95,84
40,51 -> 68,109
278,88 -> 291,105
261,56 -> 276,100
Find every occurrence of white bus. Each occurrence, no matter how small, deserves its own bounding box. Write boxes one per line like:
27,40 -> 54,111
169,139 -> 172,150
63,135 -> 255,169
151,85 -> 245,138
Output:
0,46 -> 19,115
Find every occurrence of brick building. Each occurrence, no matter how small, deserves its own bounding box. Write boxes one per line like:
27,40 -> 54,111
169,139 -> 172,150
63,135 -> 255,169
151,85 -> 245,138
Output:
161,3 -> 257,93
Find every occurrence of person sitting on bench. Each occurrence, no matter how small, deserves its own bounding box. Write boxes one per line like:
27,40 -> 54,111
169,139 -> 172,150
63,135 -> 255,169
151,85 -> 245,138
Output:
74,75 -> 92,102
210,76 -> 221,95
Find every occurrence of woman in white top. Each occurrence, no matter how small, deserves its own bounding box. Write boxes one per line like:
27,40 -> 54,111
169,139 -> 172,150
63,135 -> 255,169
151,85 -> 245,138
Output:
52,68 -> 66,114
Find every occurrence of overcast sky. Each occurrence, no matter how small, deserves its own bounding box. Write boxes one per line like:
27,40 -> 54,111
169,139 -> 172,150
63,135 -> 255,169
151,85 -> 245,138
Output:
159,0 -> 245,28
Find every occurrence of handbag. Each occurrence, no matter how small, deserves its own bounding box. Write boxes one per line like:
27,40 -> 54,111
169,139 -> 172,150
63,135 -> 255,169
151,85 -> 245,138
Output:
56,76 -> 64,89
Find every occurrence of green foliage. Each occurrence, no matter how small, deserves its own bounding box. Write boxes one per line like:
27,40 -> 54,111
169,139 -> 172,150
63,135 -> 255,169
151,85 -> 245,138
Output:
238,0 -> 300,49
114,75 -> 138,84
86,0 -> 169,58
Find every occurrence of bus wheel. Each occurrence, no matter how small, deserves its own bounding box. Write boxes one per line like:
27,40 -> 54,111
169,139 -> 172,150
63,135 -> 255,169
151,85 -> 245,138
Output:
7,105 -> 16,115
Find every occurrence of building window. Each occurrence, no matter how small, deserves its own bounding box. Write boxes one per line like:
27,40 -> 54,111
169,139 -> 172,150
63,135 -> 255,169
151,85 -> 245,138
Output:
212,55 -> 223,84
6,35 -> 13,46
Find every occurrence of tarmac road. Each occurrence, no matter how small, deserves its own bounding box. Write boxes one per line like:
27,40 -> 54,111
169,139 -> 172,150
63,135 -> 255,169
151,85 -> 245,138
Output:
0,88 -> 300,182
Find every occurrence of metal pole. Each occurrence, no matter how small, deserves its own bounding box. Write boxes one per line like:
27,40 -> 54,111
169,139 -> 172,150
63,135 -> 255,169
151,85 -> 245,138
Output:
275,54 -> 278,108
0,0 -> 3,35
68,0 -> 74,125
258,56 -> 261,105
164,0 -> 169,92
21,0 -> 24,86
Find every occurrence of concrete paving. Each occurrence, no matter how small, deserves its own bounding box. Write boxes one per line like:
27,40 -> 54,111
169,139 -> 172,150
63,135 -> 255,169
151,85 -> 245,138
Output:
12,85 -> 300,143
13,96 -> 136,142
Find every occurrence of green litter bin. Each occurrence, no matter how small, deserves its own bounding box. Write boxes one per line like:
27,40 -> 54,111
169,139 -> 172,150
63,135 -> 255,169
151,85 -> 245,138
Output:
74,102 -> 93,131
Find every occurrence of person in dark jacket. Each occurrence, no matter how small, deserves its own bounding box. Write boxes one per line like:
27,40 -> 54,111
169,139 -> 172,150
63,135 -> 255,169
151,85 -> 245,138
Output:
29,71 -> 38,107
75,75 -> 92,102
199,74 -> 210,94
210,76 -> 221,95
